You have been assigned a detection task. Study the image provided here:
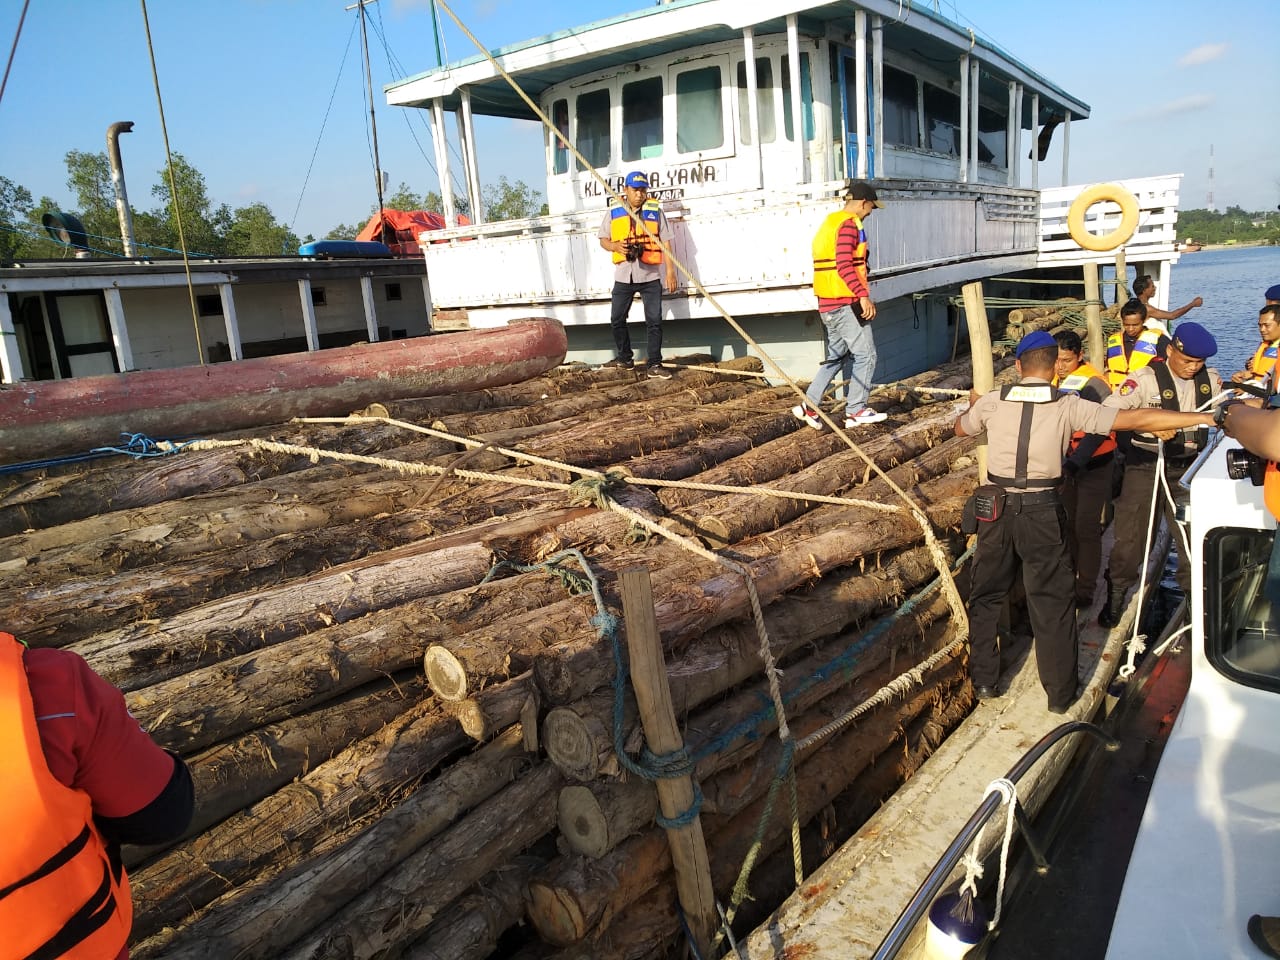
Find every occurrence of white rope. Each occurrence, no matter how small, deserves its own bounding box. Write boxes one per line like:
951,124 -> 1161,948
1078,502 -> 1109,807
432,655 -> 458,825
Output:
957,778 -> 1019,931
1120,437 -> 1167,678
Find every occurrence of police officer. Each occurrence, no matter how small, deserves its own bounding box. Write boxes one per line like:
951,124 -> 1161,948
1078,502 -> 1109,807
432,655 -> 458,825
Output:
956,330 -> 1216,711
1097,321 -> 1222,627
1054,330 -> 1116,610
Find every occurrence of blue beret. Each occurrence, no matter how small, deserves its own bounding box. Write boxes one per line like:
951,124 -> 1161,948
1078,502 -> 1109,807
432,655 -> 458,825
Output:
1015,330 -> 1057,358
1266,284 -> 1280,301
624,171 -> 650,189
1169,321 -> 1217,359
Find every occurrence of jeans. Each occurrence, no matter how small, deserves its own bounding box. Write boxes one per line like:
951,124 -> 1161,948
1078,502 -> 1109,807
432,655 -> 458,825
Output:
803,304 -> 877,415
609,279 -> 664,366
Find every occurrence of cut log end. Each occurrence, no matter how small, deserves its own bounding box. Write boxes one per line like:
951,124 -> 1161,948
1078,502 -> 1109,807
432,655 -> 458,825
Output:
694,515 -> 731,550
526,879 -> 590,947
424,645 -> 469,701
558,785 -> 610,859
543,707 -> 606,781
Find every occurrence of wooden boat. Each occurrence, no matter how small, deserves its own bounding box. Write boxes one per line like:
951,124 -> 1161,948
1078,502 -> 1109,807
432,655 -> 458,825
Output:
0,317 -> 567,465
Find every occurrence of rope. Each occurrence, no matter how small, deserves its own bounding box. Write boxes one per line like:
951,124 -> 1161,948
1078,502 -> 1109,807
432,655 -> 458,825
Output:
139,0 -> 204,365
955,778 -> 1018,931
90,432 -> 195,459
0,0 -> 29,109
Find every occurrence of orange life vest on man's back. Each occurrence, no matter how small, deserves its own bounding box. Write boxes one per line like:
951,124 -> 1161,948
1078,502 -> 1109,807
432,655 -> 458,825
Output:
0,632 -> 132,959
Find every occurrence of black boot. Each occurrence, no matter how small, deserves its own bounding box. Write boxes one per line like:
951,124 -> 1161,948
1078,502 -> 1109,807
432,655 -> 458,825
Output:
1097,581 -> 1127,628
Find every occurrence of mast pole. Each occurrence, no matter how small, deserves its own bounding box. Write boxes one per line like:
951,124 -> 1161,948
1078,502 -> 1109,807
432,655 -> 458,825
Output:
349,0 -> 386,220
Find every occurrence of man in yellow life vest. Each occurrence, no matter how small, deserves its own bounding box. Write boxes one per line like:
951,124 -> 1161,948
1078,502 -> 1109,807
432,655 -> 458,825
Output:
793,180 -> 887,430
1232,305 -> 1280,386
1105,299 -> 1167,389
597,171 -> 678,379
1054,330 -> 1117,609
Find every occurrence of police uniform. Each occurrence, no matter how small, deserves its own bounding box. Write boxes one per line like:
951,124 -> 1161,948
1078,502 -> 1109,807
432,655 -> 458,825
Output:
1101,358 -> 1221,603
1057,362 -> 1116,607
959,374 -> 1120,709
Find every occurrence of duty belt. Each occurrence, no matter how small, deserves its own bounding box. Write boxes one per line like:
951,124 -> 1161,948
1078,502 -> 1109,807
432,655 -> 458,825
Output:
997,488 -> 1061,506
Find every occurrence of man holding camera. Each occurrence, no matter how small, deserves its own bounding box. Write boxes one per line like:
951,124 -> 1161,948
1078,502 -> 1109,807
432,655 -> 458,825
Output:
597,172 -> 678,379
1097,321 -> 1221,628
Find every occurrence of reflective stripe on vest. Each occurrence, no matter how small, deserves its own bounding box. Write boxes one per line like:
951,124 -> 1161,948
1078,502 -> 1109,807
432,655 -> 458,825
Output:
609,199 -> 663,265
1058,362 -> 1117,459
1106,330 -> 1162,388
811,210 -> 866,299
0,633 -> 132,959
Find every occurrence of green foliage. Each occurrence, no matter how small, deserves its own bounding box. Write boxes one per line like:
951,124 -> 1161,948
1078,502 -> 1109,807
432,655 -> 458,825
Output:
225,203 -> 300,256
63,149 -> 119,251
481,176 -> 545,221
0,176 -> 35,260
1178,208 -> 1280,246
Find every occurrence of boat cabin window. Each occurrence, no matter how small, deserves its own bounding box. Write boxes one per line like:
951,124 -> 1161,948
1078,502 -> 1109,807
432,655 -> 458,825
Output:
196,294 -> 223,318
576,88 -> 611,169
781,53 -> 814,141
923,83 -> 961,156
736,58 -> 777,145
1205,527 -> 1280,693
551,99 -> 570,175
675,65 -> 724,153
882,65 -> 920,149
623,76 -> 664,161
978,105 -> 1008,168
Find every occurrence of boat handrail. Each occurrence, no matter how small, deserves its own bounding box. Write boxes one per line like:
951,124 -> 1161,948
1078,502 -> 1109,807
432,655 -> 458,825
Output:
869,720 -> 1119,960
1178,427 -> 1226,493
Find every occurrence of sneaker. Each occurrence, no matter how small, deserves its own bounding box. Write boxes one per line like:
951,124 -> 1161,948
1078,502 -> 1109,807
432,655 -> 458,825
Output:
645,365 -> 672,380
844,407 -> 888,426
602,358 -> 635,369
791,404 -> 823,430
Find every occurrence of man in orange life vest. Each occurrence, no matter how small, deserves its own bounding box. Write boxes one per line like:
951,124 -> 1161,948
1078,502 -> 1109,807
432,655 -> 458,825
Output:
792,180 -> 887,430
1232,304 -> 1280,386
597,172 -> 678,379
1,631 -> 194,958
1054,330 -> 1117,609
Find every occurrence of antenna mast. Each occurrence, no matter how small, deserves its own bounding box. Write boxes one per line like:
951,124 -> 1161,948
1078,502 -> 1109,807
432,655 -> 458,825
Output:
1207,143 -> 1215,212
348,0 -> 387,220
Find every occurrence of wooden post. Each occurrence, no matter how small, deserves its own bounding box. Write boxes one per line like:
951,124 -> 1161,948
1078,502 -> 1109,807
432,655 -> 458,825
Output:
619,566 -> 717,956
1083,262 -> 1105,371
961,281 -> 992,483
1113,248 -> 1129,304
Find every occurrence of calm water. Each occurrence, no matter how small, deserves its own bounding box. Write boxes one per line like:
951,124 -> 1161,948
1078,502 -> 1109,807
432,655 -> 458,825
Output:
1165,245 -> 1280,376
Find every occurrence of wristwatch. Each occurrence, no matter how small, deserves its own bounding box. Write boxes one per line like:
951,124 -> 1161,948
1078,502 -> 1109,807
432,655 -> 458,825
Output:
1214,400 -> 1239,429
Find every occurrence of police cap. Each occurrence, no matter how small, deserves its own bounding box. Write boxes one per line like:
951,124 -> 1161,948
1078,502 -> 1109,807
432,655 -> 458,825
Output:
1266,284 -> 1280,302
1015,330 -> 1057,358
1168,321 -> 1217,360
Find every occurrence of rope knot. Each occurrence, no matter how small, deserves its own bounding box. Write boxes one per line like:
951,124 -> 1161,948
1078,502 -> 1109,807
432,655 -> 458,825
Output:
568,471 -> 625,509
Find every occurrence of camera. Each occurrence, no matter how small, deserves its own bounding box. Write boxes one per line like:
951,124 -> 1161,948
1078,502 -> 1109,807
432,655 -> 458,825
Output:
622,237 -> 645,262
1226,448 -> 1268,486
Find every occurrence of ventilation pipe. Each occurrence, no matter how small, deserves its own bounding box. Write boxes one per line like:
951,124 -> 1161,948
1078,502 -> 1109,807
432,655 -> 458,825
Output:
107,121 -> 137,257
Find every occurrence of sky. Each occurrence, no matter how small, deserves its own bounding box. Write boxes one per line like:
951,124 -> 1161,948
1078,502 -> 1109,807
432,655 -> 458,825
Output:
1,0 -> 1277,244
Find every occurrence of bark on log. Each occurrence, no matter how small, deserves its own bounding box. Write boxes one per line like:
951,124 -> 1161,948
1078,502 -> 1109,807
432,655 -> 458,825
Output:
124,561 -> 572,754
278,762 -> 562,960
401,856 -> 547,960
133,725 -> 534,960
128,679 -> 528,941
123,675 -> 425,870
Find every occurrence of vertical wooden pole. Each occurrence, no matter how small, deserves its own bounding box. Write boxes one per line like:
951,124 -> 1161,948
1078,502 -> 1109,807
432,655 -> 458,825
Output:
620,566 -> 717,956
1083,262 -> 1105,371
1113,248 -> 1129,304
961,281 -> 992,483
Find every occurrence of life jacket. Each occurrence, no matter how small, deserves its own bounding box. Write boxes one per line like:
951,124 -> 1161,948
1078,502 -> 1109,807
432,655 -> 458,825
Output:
811,210 -> 867,300
1251,340 -> 1279,381
609,199 -> 663,265
0,632 -> 132,959
1057,361 -> 1117,459
1106,329 -> 1162,388
1128,362 -> 1213,461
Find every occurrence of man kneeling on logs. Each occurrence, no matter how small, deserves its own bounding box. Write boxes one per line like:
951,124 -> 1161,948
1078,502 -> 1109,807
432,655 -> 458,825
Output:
955,331 -> 1217,712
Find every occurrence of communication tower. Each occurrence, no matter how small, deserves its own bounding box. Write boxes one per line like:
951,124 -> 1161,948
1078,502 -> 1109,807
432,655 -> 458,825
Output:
1207,144 -> 1215,212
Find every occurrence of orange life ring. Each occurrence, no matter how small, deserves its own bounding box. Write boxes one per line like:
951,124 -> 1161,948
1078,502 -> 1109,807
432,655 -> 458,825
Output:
1067,183 -> 1139,252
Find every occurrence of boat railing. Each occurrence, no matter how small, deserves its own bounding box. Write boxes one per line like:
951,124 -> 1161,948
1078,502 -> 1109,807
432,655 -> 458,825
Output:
870,720 -> 1120,960
1037,173 -> 1183,267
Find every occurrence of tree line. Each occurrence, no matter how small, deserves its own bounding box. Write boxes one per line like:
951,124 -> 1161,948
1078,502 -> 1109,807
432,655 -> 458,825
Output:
0,151 -> 546,262
1177,206 -> 1280,246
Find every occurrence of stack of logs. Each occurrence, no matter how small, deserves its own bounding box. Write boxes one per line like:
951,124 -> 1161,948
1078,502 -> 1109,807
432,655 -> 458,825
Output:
991,297 -> 1122,349
0,352 -> 1010,959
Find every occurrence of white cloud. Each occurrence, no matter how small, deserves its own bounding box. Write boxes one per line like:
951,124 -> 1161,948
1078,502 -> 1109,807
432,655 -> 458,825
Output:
1147,94 -> 1215,118
1177,43 -> 1228,67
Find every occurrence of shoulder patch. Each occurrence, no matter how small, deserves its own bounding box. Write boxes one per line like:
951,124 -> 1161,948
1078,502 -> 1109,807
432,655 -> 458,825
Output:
1161,388 -> 1175,400
1118,379 -> 1138,396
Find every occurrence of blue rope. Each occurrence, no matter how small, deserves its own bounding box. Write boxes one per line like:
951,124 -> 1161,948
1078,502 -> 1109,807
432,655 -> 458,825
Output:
90,432 -> 196,458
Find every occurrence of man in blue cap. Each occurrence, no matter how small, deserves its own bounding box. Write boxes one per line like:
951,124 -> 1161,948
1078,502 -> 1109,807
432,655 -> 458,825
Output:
1097,320 -> 1222,627
597,172 -> 678,378
955,330 -> 1216,710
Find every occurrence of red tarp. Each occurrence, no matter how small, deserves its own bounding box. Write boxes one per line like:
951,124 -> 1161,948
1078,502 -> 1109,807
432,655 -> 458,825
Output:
356,209 -> 468,256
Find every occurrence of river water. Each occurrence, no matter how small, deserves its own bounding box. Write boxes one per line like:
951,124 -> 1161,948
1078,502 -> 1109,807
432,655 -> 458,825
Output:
1165,245 -> 1280,376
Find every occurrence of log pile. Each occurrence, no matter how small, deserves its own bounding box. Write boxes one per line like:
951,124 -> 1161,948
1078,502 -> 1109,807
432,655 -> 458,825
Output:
0,353 -> 997,959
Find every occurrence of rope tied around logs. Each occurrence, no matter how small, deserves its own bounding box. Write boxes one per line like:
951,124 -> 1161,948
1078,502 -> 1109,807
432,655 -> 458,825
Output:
91,432 -> 196,458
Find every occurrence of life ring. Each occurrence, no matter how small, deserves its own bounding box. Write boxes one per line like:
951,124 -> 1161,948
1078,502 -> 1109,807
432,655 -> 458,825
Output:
1066,183 -> 1139,252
